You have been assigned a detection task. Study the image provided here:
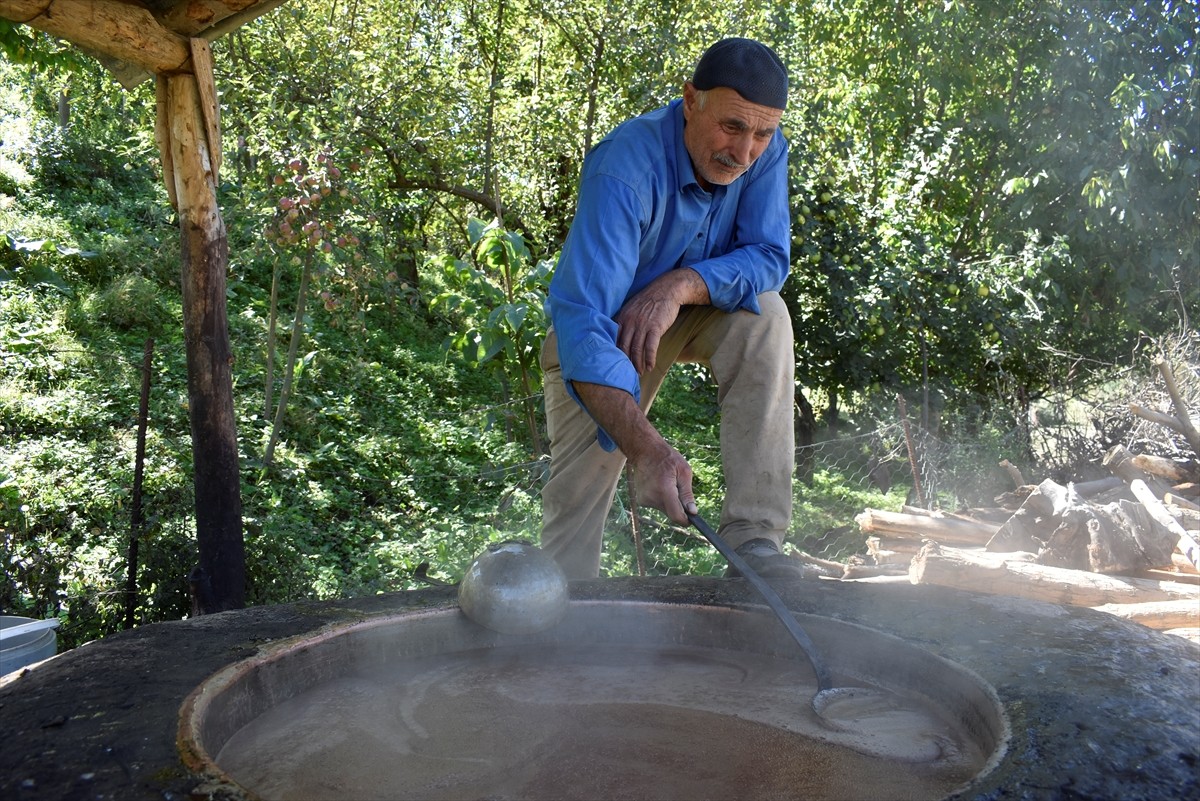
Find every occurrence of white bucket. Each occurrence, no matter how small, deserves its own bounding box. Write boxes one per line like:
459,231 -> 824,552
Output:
0,616 -> 59,677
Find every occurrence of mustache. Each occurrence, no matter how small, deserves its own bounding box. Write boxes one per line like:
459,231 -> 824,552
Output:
712,152 -> 750,169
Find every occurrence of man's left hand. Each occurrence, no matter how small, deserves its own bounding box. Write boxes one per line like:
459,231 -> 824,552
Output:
615,268 -> 710,374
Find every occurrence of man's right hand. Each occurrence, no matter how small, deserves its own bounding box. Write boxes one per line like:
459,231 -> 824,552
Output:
571,381 -> 698,525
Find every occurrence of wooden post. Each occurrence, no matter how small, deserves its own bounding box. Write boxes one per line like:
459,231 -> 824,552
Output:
166,73 -> 245,613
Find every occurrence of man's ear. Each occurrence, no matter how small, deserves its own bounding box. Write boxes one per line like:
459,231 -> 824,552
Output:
681,82 -> 698,120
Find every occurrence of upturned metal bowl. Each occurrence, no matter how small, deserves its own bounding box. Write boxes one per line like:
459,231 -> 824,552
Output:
457,541 -> 569,634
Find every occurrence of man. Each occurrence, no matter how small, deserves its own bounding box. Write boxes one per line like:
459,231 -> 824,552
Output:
540,38 -> 803,581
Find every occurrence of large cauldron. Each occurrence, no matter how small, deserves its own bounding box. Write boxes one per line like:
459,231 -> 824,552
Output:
0,577 -> 1197,800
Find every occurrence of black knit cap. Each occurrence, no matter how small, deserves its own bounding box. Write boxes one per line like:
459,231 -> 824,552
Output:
691,38 -> 788,110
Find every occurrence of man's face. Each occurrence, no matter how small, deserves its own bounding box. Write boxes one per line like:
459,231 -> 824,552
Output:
681,83 -> 783,191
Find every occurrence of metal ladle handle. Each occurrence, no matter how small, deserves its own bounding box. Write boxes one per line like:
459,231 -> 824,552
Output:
688,512 -> 833,692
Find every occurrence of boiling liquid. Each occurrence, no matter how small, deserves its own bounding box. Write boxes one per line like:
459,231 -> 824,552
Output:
217,643 -> 984,800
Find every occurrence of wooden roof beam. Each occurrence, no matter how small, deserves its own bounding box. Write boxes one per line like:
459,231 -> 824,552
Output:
1,0 -> 190,75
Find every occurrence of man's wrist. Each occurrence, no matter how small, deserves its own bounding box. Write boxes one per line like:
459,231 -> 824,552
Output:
657,267 -> 711,307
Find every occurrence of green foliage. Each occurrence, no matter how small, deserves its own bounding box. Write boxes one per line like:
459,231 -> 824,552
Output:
1,0 -> 1196,649
78,274 -> 174,333
431,220 -> 552,453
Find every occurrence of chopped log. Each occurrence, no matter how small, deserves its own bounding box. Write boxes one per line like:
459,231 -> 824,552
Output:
910,542 -> 1200,607
1171,482 -> 1200,498
1130,479 -> 1200,571
1074,476 -> 1124,498
1165,493 -> 1200,513
855,508 -> 997,546
1091,599 -> 1200,630
1104,444 -> 1173,496
987,478 -> 1074,554
866,536 -> 919,564
951,507 -> 1014,525
792,551 -> 845,579
1154,357 -> 1200,457
842,556 -> 909,580
1131,454 -> 1200,484
999,459 -> 1026,489
1127,562 -> 1200,584
1163,627 -> 1200,643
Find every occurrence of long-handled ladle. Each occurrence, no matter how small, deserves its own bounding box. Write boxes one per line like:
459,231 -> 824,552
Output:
688,510 -> 932,742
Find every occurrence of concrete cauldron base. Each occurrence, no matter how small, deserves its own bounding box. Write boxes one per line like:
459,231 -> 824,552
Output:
0,577 -> 1197,800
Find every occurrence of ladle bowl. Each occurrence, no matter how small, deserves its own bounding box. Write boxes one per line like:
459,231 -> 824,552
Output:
457,541 -> 569,634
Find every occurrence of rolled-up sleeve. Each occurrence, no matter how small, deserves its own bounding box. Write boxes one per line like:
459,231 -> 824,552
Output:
547,171 -> 645,403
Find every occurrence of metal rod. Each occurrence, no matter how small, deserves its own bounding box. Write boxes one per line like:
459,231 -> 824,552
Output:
688,512 -> 833,691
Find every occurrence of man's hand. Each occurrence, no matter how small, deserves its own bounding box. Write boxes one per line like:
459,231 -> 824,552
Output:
616,268 -> 711,374
571,381 -> 698,525
627,439 -> 698,525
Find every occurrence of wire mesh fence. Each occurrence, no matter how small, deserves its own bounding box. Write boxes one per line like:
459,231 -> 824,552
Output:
5,323 -> 1196,643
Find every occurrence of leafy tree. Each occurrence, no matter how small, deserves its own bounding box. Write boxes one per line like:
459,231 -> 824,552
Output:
430,220 -> 552,454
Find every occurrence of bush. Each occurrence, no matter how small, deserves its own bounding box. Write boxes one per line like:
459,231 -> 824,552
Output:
80,273 -> 173,333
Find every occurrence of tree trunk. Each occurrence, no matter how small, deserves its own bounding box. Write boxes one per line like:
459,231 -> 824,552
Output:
794,388 -> 815,486
167,73 -> 244,613
264,253 -> 313,466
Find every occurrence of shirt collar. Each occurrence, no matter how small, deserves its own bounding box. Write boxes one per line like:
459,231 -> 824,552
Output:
670,99 -> 704,194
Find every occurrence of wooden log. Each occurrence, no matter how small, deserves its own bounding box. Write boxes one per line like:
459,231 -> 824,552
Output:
856,508 -> 997,546
1126,562 -> 1200,584
1129,403 -> 1186,435
999,459 -> 1026,488
1073,476 -> 1124,497
166,73 -> 244,613
1104,445 -> 1174,497
842,557 -> 909,580
1130,479 -> 1200,571
1131,454 -> 1200,484
865,536 -> 919,566
1091,599 -> 1200,630
909,542 -> 1200,607
1163,627 -> 1200,643
901,505 -> 941,517
1165,493 -> 1200,513
0,0 -> 190,75
1154,357 -> 1200,457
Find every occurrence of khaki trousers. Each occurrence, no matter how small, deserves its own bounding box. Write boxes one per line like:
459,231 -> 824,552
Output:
540,292 -> 795,579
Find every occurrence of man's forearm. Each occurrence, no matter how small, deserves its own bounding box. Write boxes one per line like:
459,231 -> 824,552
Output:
571,381 -> 663,462
571,380 -> 696,523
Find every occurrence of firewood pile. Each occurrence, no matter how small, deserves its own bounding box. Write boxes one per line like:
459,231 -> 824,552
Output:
846,358 -> 1200,643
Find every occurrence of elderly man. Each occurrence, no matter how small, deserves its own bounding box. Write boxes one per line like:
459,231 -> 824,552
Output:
540,38 -> 802,580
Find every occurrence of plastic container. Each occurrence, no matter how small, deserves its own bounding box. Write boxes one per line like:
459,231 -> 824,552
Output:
0,616 -> 59,677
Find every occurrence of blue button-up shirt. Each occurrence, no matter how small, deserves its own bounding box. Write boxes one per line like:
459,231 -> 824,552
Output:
546,97 -> 791,450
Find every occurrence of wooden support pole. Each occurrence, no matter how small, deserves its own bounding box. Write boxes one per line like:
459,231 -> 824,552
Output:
166,73 -> 244,613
